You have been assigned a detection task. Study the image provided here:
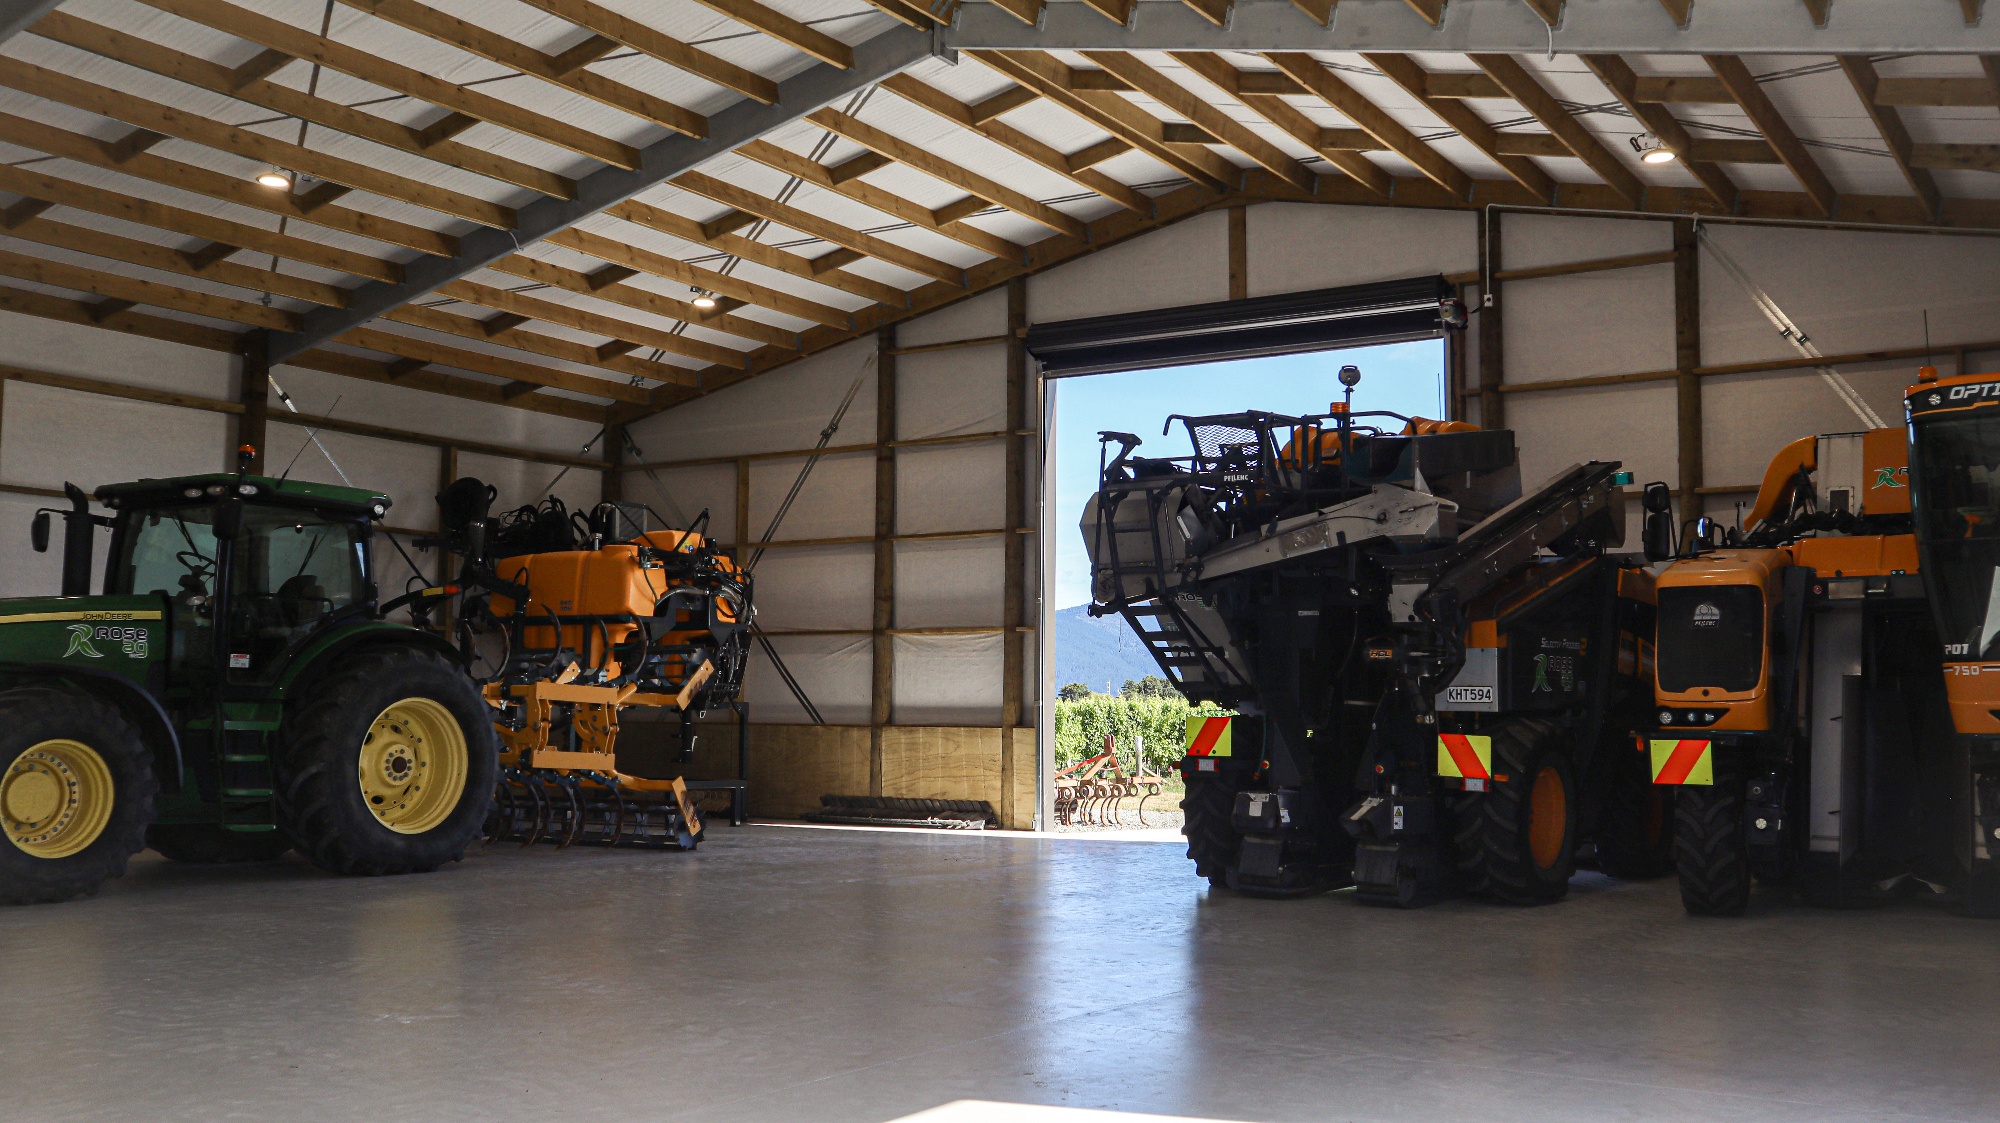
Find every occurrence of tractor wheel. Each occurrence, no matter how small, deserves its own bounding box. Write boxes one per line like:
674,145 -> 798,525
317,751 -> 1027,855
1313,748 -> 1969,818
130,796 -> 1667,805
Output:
1454,719 -> 1578,905
1181,772 -> 1241,891
1595,750 -> 1675,880
146,823 -> 293,864
1673,756 -> 1750,916
275,646 -> 496,876
0,685 -> 155,905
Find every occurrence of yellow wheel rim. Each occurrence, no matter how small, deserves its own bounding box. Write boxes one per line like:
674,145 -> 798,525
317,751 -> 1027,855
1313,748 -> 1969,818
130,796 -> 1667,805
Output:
357,698 -> 468,835
3,739 -> 115,859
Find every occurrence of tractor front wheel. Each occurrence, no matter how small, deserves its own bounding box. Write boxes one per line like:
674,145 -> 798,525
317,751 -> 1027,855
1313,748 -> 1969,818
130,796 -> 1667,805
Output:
0,685 -> 156,904
1673,756 -> 1751,916
276,646 -> 496,876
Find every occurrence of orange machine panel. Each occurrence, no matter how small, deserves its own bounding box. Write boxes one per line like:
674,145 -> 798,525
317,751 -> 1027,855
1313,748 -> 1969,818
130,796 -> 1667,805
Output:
1862,427 -> 1910,515
1790,533 -> 1918,578
1943,665 -> 2000,734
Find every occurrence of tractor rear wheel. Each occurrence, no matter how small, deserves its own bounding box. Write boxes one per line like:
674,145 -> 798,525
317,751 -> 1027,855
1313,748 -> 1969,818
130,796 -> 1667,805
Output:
0,685 -> 155,905
1454,719 -> 1578,905
1181,772 -> 1241,891
1673,756 -> 1750,916
275,646 -> 496,876
147,823 -> 293,864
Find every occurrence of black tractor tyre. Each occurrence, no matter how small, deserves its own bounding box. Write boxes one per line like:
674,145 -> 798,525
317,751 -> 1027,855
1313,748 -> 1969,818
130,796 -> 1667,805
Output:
146,823 -> 293,864
1673,757 -> 1751,916
0,685 -> 156,905
1454,718 -> 1579,905
275,646 -> 497,877
1181,772 -> 1241,891
1596,751 -> 1675,880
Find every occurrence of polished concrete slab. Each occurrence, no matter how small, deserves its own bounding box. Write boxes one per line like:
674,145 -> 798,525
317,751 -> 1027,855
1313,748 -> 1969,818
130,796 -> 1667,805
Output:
4,824 -> 1997,1123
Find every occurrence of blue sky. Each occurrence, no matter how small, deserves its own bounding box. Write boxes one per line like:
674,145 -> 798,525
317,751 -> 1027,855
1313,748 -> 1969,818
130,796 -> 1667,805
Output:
1049,340 -> 1447,610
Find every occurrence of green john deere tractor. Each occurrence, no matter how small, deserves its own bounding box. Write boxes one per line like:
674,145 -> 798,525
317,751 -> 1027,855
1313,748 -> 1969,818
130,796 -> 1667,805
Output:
0,450 -> 495,904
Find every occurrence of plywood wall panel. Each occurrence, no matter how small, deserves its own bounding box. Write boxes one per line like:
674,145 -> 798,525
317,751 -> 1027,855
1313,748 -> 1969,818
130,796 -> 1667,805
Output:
896,537 -> 1003,629
750,542 -> 873,630
625,462 -> 736,542
1249,203 -> 1476,295
894,633 -> 1002,725
898,344 -> 1007,442
897,442 -> 1004,535
745,448 -> 872,542
1031,209 -> 1228,321
627,337 -> 878,460
1502,265 -> 1676,385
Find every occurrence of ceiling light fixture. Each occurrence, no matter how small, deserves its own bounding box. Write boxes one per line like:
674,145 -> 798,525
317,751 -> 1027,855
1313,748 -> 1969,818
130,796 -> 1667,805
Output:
256,168 -> 294,189
1629,133 -> 1677,164
690,287 -> 718,310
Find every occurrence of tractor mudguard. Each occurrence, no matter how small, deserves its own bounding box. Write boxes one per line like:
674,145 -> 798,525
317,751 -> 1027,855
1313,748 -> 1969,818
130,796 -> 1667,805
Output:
273,622 -> 464,701
0,662 -> 183,794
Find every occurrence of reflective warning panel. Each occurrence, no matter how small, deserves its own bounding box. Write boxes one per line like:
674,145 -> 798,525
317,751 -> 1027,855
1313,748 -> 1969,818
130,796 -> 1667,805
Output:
1184,715 -> 1232,758
1437,733 -> 1492,780
1650,739 -> 1713,786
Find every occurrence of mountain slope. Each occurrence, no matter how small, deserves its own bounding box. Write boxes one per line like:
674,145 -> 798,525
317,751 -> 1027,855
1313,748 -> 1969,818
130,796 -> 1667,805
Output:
1053,604 -> 1164,693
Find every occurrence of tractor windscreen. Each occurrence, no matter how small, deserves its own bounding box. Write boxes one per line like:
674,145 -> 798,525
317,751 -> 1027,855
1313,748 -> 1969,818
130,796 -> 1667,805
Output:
1911,411 -> 2000,659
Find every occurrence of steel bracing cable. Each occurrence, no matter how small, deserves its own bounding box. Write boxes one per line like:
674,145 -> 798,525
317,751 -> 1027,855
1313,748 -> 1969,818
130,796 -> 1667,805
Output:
1696,222 -> 1887,430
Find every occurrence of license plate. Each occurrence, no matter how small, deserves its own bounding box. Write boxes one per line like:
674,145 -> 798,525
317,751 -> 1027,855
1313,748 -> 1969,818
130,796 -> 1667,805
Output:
1445,686 -> 1494,704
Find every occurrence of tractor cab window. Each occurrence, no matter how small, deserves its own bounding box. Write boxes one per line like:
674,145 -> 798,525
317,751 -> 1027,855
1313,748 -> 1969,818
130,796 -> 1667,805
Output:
1912,413 -> 2000,658
227,508 -> 368,669
110,505 -> 221,602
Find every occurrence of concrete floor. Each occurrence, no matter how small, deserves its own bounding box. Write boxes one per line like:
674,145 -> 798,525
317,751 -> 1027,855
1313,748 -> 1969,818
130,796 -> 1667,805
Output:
4,825 -> 1998,1123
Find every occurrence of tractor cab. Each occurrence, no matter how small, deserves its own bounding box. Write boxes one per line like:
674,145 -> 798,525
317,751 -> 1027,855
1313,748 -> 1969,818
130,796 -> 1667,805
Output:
84,473 -> 391,685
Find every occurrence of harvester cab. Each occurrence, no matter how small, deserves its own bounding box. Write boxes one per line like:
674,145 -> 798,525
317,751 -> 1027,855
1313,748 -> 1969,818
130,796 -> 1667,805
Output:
1907,366 -> 2000,913
438,479 -> 751,849
1641,423 -> 1979,915
2,453 -> 500,905
1083,378 -> 1661,907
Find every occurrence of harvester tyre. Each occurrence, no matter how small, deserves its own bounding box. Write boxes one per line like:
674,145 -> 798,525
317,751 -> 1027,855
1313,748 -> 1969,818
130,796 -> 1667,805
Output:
1453,719 -> 1578,905
146,823 -> 293,864
0,685 -> 156,905
275,646 -> 496,877
1181,772 -> 1241,891
1595,752 -> 1674,881
1673,758 -> 1750,917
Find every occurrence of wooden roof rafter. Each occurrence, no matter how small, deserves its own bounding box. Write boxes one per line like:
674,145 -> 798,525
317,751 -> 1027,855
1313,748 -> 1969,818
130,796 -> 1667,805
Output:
0,55 -> 516,229
1266,52 -> 1473,199
1361,52 -> 1555,203
1579,53 -> 1739,212
330,0 -> 715,137
1170,51 -> 1391,197
1837,55 -> 1943,224
1469,53 -> 1645,208
140,0 -> 640,169
29,9 -> 573,200
1706,53 -> 1839,218
876,74 -> 1152,215
0,159 -> 399,283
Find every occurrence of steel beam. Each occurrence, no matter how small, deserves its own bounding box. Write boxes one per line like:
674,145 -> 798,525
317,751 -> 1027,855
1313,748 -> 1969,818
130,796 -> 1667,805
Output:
946,0 -> 2000,54
0,0 -> 62,45
268,23 -> 933,364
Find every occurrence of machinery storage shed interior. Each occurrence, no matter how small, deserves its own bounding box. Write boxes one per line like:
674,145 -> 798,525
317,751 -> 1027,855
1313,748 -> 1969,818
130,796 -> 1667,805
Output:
3,1 -> 2000,1121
